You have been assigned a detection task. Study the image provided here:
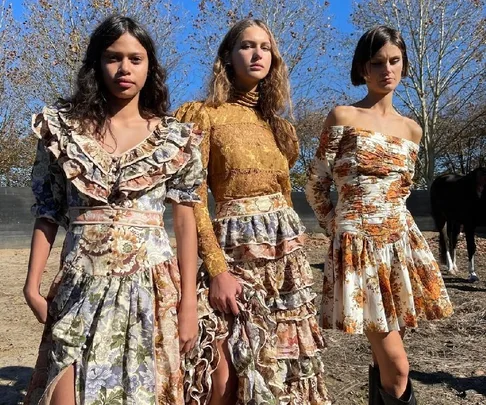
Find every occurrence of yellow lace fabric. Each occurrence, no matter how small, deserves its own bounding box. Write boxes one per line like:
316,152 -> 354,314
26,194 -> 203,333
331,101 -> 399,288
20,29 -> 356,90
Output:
175,95 -> 294,277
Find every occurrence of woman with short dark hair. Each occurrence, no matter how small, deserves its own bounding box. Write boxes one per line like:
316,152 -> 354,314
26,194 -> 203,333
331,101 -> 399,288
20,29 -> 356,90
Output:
306,25 -> 453,405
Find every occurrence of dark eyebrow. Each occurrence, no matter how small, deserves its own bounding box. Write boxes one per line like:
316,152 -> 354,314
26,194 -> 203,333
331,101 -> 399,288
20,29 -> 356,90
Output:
371,55 -> 401,60
103,50 -> 145,57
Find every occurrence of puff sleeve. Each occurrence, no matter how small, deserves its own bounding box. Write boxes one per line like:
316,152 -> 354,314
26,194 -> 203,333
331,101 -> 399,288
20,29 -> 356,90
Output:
165,120 -> 205,204
30,110 -> 68,229
175,102 -> 229,278
305,126 -> 343,236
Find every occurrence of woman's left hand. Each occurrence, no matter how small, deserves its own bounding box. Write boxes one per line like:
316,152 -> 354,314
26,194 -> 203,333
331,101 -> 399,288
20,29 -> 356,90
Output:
177,298 -> 199,354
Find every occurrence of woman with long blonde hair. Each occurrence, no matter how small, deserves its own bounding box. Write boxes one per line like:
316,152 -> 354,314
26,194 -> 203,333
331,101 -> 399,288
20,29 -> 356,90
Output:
176,18 -> 331,405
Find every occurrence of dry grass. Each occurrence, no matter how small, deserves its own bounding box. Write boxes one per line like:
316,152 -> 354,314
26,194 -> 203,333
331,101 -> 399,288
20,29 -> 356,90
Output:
0,232 -> 485,404
305,232 -> 486,405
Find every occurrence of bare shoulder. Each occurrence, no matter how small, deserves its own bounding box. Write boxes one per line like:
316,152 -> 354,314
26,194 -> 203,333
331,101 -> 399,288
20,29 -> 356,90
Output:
324,105 -> 358,127
403,117 -> 422,144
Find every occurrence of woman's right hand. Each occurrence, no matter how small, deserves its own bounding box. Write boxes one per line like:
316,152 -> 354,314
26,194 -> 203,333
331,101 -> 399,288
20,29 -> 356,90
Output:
209,271 -> 242,315
23,286 -> 48,324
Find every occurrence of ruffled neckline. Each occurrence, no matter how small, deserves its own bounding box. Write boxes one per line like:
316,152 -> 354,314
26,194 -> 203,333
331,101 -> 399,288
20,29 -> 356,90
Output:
230,90 -> 259,108
32,106 -> 203,204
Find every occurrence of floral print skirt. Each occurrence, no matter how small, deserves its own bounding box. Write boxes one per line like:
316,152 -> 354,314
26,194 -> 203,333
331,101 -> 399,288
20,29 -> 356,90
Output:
184,193 -> 331,405
25,242 -> 185,405
322,212 -> 453,334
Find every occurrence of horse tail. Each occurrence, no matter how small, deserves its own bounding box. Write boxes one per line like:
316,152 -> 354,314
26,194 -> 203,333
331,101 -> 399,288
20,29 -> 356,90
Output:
430,179 -> 448,264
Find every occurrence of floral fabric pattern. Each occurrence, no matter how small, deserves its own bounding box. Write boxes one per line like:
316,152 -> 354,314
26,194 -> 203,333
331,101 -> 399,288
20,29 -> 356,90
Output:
306,126 -> 453,334
175,98 -> 297,278
24,106 -> 203,405
177,95 -> 330,405
182,195 -> 332,405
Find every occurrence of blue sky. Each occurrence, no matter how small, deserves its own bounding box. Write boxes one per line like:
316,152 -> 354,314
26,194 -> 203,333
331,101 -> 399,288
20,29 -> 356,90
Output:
9,0 -> 355,105
10,0 -> 354,32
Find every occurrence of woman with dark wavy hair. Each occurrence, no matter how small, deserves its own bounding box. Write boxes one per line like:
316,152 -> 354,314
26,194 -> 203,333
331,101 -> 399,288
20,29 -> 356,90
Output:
23,15 -> 202,404
176,19 -> 331,405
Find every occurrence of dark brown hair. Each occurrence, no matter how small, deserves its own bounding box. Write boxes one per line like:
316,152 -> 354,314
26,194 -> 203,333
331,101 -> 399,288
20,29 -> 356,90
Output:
63,15 -> 169,139
351,25 -> 409,86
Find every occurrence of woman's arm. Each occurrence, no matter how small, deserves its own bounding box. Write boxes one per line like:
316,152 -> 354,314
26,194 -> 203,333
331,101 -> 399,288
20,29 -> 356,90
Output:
24,218 -> 58,323
305,109 -> 343,236
172,202 -> 199,354
175,102 -> 242,316
26,112 -> 68,323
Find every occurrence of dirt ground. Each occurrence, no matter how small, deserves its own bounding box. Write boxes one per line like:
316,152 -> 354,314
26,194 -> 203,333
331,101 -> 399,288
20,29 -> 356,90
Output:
0,232 -> 485,405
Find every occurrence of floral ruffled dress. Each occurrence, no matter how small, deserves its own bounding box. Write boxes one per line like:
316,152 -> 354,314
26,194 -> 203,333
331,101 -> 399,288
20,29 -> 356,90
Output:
306,126 -> 453,334
176,94 -> 331,405
24,106 -> 203,405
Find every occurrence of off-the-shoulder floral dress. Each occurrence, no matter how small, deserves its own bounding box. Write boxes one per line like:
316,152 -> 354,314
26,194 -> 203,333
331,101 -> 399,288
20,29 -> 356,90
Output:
24,106 -> 203,405
306,126 -> 453,334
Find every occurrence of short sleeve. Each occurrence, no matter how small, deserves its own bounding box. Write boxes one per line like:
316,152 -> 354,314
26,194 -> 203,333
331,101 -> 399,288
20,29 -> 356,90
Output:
31,114 -> 68,229
165,122 -> 205,204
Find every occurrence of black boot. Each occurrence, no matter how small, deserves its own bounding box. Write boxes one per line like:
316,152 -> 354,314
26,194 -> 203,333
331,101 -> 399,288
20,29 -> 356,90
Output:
369,365 -> 383,405
379,378 -> 417,405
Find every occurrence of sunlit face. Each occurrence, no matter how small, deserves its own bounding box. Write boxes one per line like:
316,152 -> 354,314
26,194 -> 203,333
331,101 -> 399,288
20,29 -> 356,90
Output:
100,33 -> 149,100
364,42 -> 403,93
231,25 -> 272,91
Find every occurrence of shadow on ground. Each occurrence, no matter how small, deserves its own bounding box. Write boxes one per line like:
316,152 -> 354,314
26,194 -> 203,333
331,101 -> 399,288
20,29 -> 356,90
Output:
0,366 -> 32,405
411,370 -> 486,397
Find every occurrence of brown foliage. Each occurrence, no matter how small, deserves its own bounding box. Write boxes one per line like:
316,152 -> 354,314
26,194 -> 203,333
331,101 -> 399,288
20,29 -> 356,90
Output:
352,0 -> 486,187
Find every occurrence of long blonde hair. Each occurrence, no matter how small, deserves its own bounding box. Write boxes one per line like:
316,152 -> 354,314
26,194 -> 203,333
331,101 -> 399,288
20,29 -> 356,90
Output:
205,19 -> 298,166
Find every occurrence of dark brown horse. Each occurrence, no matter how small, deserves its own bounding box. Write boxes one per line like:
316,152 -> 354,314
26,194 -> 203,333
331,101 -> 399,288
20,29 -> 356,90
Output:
430,168 -> 486,282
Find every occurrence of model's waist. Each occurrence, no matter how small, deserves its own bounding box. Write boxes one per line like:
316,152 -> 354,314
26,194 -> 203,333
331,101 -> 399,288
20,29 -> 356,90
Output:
214,193 -> 289,219
68,206 -> 164,228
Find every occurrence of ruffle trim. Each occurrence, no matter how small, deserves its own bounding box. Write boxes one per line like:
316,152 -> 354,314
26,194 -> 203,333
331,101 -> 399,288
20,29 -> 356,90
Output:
184,288 -> 227,405
184,249 -> 330,404
32,106 -> 203,203
223,234 -> 305,262
322,222 -> 454,334
214,206 -> 306,261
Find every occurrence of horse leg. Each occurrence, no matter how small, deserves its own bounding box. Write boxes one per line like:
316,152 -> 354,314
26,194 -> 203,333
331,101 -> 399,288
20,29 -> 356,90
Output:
464,226 -> 479,282
445,222 -> 458,274
438,224 -> 449,267
450,222 -> 460,274
431,198 -> 447,266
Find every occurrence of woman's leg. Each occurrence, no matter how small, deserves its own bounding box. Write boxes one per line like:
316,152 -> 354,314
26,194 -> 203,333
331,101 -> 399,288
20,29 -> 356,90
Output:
371,328 -> 405,366
366,330 -> 409,398
209,315 -> 238,405
47,365 -> 76,405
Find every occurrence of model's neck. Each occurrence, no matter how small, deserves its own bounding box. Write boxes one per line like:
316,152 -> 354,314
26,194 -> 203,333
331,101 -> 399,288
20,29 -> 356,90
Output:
107,94 -> 142,122
360,92 -> 395,115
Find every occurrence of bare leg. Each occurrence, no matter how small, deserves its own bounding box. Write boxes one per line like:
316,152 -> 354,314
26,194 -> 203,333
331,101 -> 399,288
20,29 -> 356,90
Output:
209,315 -> 238,405
371,328 -> 405,365
366,330 -> 409,398
50,365 -> 76,405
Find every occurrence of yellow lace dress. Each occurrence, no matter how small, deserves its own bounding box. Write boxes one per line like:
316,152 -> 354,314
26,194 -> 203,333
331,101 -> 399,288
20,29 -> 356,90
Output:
176,92 -> 331,405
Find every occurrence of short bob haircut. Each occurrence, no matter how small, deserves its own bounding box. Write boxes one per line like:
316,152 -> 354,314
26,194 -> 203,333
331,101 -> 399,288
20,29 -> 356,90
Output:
351,25 -> 409,86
